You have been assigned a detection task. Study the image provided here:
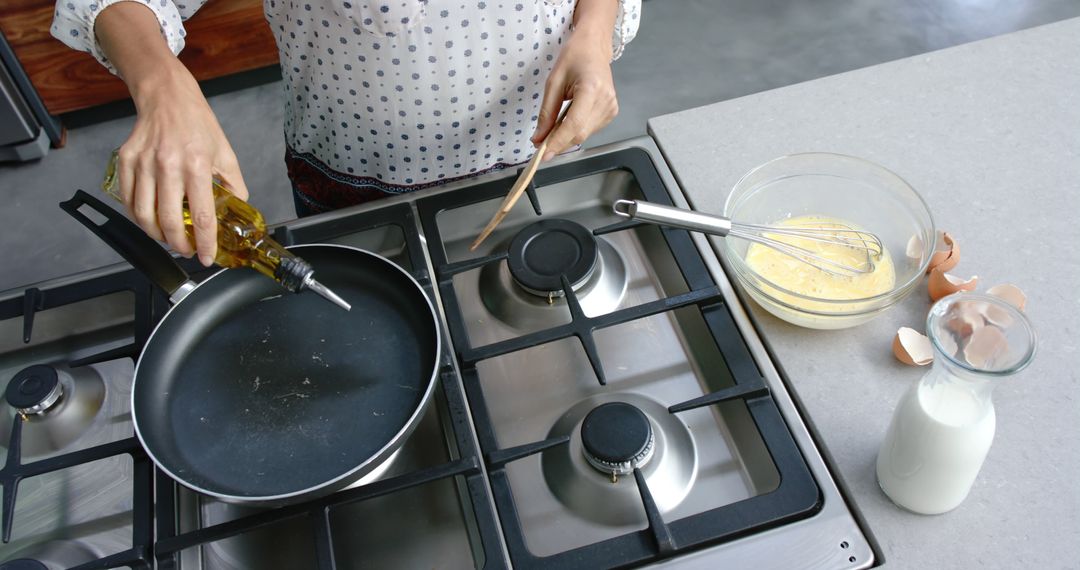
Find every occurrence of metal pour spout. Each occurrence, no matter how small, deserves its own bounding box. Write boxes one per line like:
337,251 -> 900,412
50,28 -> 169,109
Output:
303,274 -> 352,311
275,256 -> 351,311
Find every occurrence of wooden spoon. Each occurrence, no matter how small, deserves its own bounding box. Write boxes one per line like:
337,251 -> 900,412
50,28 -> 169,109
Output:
470,105 -> 569,251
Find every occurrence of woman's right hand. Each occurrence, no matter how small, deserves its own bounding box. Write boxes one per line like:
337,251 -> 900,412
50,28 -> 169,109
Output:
115,62 -> 248,267
90,1 -> 246,266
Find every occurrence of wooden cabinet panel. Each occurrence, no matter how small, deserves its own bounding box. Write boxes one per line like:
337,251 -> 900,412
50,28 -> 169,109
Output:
0,0 -> 279,115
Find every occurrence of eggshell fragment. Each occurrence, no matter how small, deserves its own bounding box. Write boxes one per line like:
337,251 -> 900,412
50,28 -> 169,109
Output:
981,305 -> 1014,328
944,301 -> 986,338
964,325 -> 1009,369
893,327 -> 934,366
906,235 -> 924,262
987,283 -> 1027,311
928,269 -> 978,301
925,231 -> 959,274
937,330 -> 960,359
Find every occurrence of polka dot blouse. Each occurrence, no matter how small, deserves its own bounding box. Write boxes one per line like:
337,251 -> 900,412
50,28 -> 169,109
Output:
53,0 -> 641,193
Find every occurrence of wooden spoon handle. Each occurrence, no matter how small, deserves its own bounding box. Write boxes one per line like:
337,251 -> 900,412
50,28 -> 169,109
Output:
469,139 -> 549,251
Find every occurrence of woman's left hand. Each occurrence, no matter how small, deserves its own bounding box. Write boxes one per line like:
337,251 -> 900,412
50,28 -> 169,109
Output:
532,22 -> 618,161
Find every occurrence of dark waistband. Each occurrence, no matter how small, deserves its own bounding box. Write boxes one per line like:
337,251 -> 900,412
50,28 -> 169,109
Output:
286,147 -> 522,214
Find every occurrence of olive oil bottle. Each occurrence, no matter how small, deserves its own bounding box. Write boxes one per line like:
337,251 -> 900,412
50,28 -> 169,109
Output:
102,151 -> 350,310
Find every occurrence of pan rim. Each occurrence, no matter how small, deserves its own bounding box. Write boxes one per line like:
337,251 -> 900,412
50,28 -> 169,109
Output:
130,243 -> 442,504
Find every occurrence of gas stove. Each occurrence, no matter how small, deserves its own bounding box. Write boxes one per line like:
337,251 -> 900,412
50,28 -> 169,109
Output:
0,138 -> 879,569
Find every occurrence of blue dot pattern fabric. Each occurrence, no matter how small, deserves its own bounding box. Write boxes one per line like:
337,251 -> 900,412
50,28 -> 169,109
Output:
52,0 -> 641,197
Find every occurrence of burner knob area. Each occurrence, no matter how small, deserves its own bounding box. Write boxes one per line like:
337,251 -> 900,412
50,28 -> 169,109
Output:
580,402 -> 655,476
5,365 -> 63,416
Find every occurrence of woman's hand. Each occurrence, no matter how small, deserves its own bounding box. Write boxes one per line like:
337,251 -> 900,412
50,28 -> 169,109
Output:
531,0 -> 620,160
117,66 -> 247,266
97,2 -> 247,266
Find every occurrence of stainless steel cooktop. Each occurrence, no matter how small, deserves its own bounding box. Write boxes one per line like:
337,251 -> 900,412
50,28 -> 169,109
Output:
0,137 -> 878,569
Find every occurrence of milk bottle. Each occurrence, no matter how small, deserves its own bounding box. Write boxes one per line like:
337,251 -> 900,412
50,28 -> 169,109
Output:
876,293 -> 1036,515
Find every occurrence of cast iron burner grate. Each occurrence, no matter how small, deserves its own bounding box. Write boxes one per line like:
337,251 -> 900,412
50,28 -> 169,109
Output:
0,268 -> 159,569
418,148 -> 823,569
3,149 -> 827,570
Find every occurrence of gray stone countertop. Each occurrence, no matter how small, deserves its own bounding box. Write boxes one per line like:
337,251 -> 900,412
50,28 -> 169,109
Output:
647,18 -> 1079,569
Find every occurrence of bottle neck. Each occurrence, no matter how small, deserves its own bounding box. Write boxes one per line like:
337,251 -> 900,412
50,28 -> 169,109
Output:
273,252 -> 313,293
921,357 -> 999,417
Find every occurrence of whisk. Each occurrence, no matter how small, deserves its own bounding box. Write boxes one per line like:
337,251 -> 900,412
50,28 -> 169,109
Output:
612,200 -> 885,276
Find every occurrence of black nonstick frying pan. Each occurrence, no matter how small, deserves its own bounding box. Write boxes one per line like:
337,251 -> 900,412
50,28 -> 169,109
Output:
60,191 -> 440,505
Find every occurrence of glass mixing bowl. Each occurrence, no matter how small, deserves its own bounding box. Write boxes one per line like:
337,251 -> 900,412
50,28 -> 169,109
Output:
722,153 -> 935,329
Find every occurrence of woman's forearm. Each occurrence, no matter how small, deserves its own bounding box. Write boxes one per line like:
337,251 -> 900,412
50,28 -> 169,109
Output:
571,0 -> 619,56
94,2 -> 190,104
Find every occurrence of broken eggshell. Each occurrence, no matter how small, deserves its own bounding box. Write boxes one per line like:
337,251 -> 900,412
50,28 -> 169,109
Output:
906,234 -> 924,263
893,327 -> 934,366
937,329 -> 960,359
963,325 -> 1010,369
978,284 -> 1027,328
943,298 -> 986,338
982,303 -> 1014,328
987,283 -> 1027,311
928,269 -> 978,301
924,231 -> 959,274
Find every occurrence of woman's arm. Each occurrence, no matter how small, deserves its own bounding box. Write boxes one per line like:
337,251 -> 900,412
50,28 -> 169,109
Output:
531,0 -> 631,160
57,1 -> 246,266
94,2 -> 248,266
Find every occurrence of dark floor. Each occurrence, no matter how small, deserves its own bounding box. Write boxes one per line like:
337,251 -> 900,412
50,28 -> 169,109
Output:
2,0 -> 1078,292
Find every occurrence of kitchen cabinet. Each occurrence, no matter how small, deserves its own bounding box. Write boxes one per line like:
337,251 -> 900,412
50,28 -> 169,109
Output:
0,0 -> 278,115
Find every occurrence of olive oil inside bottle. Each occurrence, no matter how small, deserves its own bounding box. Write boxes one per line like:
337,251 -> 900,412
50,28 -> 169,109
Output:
102,151 -> 297,282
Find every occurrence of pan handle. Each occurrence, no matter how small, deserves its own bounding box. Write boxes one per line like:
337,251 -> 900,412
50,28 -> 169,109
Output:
60,190 -> 194,301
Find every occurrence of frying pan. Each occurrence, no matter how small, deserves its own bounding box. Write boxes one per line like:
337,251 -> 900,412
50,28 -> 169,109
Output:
60,191 -> 440,505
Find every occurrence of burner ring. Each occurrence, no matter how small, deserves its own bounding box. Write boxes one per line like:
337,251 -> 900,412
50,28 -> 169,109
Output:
542,394 -> 697,527
0,560 -> 49,570
580,402 -> 655,476
507,219 -> 598,296
6,365 -> 63,416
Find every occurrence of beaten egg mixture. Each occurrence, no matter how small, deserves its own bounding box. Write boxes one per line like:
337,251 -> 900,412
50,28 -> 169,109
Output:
744,215 -> 895,309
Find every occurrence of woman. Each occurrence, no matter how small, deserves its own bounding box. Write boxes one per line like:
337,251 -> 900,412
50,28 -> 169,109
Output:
53,0 -> 640,266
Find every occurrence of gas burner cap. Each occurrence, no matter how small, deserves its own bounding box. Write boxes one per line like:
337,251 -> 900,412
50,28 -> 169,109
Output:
580,402 -> 655,476
507,219 -> 598,297
6,365 -> 63,416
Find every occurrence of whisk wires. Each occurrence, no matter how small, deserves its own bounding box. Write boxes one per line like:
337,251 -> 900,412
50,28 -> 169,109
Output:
732,222 -> 884,277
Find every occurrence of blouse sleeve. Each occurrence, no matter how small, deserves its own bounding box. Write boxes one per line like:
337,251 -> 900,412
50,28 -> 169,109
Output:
51,0 -> 209,75
611,0 -> 641,61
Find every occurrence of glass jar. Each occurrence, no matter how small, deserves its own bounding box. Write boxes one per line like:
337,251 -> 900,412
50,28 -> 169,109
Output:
876,292 -> 1036,514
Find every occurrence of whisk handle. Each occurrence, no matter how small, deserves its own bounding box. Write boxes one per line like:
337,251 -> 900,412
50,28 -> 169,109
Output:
612,200 -> 732,237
